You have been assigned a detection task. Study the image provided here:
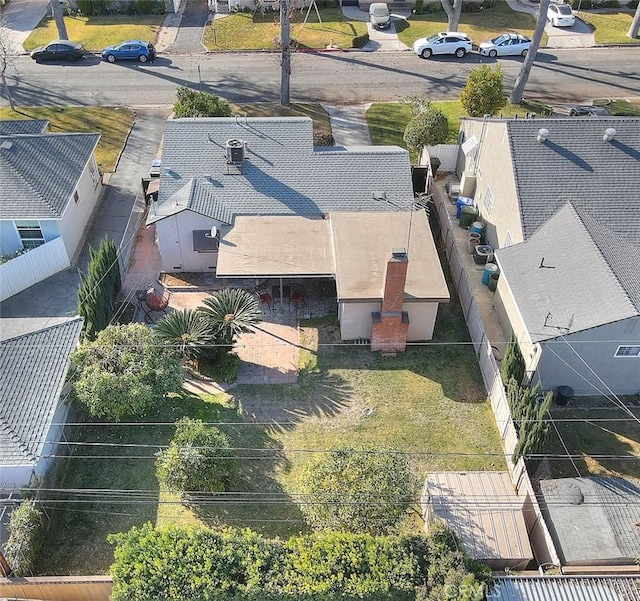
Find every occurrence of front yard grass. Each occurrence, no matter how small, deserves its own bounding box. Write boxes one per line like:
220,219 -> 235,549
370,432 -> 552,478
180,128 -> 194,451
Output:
576,10 -> 638,44
233,102 -> 332,140
23,15 -> 164,52
37,293 -> 504,575
0,106 -> 134,172
395,1 -> 547,48
203,9 -> 367,50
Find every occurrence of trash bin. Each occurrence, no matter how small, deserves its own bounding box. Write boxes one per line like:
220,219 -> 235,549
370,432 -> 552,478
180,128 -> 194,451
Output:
482,263 -> 499,285
430,157 -> 441,178
556,386 -> 574,406
459,205 -> 477,229
488,272 -> 500,291
456,196 -> 474,219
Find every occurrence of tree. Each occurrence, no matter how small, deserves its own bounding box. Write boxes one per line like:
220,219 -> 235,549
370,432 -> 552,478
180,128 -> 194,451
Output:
510,0 -> 550,104
198,288 -> 261,347
71,323 -> 182,420
155,418 -> 235,495
0,11 -> 18,111
172,86 -> 232,118
403,107 -> 449,150
297,448 -> 415,535
49,0 -> 69,40
628,3 -> 640,39
508,380 -> 552,462
4,500 -> 44,577
460,64 -> 506,117
154,309 -> 216,362
440,0 -> 463,31
500,333 -> 526,387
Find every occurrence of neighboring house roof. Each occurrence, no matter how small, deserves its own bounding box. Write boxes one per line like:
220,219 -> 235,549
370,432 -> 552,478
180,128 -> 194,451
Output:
538,476 -> 640,565
0,130 -> 100,220
496,203 -> 640,341
0,317 -> 83,468
147,117 -> 414,225
0,119 -> 49,135
489,576 -> 640,600
504,118 -> 640,246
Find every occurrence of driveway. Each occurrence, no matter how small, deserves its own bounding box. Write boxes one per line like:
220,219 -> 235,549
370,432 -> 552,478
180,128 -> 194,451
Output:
545,17 -> 596,48
0,0 -> 47,53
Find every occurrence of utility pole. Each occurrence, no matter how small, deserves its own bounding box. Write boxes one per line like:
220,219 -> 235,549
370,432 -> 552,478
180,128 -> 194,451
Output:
280,0 -> 291,107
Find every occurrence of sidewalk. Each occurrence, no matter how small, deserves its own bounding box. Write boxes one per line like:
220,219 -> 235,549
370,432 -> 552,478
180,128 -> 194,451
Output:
0,0 -> 47,53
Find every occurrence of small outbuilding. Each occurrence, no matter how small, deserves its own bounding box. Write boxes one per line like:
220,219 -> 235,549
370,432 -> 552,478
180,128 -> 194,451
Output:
422,471 -> 534,571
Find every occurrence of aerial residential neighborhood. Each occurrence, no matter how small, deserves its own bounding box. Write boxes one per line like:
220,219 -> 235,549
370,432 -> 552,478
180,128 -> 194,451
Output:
0,0 -> 639,598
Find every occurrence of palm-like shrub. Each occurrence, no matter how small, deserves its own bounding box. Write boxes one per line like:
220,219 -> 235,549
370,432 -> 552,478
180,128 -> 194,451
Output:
154,309 -> 216,361
199,288 -> 261,347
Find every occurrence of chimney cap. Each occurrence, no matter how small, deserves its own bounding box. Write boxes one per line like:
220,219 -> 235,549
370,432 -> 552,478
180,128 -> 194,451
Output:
391,247 -> 407,259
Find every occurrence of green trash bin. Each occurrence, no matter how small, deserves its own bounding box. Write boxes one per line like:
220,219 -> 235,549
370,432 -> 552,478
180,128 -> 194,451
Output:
459,205 -> 476,229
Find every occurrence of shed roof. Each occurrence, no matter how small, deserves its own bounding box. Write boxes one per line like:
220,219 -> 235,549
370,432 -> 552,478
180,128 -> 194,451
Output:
0,119 -> 49,136
489,576 -> 640,600
0,318 -> 83,468
539,477 -> 640,564
423,472 -> 533,564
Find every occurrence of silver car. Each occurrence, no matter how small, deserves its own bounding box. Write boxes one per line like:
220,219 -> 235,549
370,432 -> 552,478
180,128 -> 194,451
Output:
369,3 -> 391,29
478,33 -> 531,57
413,31 -> 472,59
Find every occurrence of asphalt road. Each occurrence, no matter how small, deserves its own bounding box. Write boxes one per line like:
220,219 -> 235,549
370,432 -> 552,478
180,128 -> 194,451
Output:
3,47 -> 640,107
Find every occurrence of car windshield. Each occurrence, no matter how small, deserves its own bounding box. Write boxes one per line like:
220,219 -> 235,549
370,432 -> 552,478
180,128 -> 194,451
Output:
373,7 -> 388,15
426,34 -> 443,43
491,34 -> 509,45
557,5 -> 572,14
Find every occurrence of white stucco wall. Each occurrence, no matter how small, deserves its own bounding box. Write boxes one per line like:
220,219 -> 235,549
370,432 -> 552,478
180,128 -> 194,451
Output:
339,301 -> 440,342
0,220 -> 61,255
155,210 -> 222,272
0,465 -> 34,490
57,158 -> 102,262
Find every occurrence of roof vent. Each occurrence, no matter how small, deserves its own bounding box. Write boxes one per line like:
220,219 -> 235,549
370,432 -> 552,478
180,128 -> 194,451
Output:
603,127 -> 616,142
537,128 -> 549,143
0,141 -> 13,150
226,139 -> 244,164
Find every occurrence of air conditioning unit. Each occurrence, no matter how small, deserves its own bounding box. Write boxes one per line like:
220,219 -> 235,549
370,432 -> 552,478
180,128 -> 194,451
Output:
460,171 -> 476,198
226,139 -> 244,165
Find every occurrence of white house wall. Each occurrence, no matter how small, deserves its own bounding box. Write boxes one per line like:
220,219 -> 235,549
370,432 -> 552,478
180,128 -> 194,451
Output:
0,465 -> 33,490
155,211 -> 221,272
537,317 -> 640,396
459,120 -> 524,250
339,301 -> 440,341
34,395 -> 73,483
57,160 -> 102,262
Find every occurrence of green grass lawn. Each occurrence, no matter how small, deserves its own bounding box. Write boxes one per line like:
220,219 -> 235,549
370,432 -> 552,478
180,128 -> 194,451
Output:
203,9 -> 367,50
577,10 -> 638,44
0,106 -> 134,172
396,1 -> 547,48
23,15 -> 164,52
544,406 -> 640,480
37,291 -> 504,575
605,98 -> 640,115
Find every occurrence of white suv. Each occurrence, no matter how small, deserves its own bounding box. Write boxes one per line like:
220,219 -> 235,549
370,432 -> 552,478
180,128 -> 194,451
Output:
413,31 -> 472,59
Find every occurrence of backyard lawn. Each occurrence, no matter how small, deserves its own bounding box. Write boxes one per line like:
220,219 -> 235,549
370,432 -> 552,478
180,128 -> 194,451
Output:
0,106 -> 134,172
203,9 -> 367,50
37,293 -> 504,575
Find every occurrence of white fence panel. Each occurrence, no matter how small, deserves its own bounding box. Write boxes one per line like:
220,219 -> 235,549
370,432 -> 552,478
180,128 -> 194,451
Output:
0,237 -> 70,301
424,144 -> 459,172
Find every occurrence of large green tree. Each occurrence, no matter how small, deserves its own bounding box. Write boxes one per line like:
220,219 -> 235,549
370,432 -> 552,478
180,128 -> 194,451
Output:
199,288 -> 262,347
403,107 -> 449,150
172,86 -> 232,118
297,448 -> 415,535
460,64 -> 507,117
71,323 -> 182,420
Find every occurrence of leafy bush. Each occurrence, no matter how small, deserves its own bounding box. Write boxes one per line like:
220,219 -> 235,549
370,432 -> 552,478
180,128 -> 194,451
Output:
627,0 -> 638,8
313,131 -> 335,146
426,1 -> 445,12
414,0 -> 425,14
154,309 -> 216,361
198,351 -> 240,383
462,0 -> 484,12
297,448 -> 415,535
173,86 -> 232,118
500,333 -> 526,386
404,107 -> 449,150
76,0 -> 109,15
599,0 -> 620,6
352,33 -> 370,48
483,0 -> 496,7
71,323 -> 182,421
156,418 -> 235,495
198,288 -> 261,347
460,64 -> 507,117
508,380 -> 553,462
4,500 -> 44,577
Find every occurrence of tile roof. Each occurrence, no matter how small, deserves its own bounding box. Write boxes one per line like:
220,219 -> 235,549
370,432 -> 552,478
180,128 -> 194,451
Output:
496,203 -> 638,341
147,117 -> 414,225
505,118 -> 640,246
0,318 -> 83,468
489,576 -> 640,600
0,119 -> 49,135
0,131 -> 100,220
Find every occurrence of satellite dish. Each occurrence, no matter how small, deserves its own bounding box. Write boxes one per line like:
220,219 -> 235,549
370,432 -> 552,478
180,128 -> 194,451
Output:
205,226 -> 217,239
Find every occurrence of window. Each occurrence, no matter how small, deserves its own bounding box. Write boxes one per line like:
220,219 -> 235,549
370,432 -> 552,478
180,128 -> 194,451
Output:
615,345 -> 640,357
15,220 -> 45,249
483,186 -> 494,215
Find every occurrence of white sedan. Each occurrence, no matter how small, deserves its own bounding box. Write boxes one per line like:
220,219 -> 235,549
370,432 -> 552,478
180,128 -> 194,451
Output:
413,31 -> 472,59
547,3 -> 576,27
478,33 -> 531,58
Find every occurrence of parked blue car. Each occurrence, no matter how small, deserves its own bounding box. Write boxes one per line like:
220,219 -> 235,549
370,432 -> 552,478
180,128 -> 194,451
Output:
101,40 -> 155,63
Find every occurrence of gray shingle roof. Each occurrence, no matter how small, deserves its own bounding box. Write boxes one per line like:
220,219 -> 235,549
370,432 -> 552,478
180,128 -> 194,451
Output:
147,117 -> 414,225
506,118 -> 640,246
496,203 -> 637,341
0,317 -> 83,467
0,131 -> 100,220
489,576 -> 640,600
0,119 -> 49,135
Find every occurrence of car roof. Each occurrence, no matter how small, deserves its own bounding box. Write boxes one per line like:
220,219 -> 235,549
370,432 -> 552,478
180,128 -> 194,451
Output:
370,3 -> 389,8
48,39 -> 80,45
117,39 -> 146,45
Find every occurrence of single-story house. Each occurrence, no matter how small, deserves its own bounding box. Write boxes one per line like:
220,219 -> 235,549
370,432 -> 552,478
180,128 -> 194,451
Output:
538,476 -> 640,566
148,117 -> 449,349
488,576 -> 640,600
421,471 -> 534,570
0,119 -> 102,300
455,117 -> 640,395
0,317 -> 83,490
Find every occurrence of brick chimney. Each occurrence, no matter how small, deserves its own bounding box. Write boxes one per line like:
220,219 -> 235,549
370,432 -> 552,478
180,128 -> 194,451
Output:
371,248 -> 409,354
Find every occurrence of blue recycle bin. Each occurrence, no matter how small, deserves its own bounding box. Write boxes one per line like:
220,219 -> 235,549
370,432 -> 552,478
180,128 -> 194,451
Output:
482,263 -> 499,286
455,196 -> 474,219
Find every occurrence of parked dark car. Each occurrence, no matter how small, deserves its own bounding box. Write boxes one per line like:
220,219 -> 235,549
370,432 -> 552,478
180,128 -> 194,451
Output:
30,40 -> 85,63
569,105 -> 611,117
101,40 -> 153,63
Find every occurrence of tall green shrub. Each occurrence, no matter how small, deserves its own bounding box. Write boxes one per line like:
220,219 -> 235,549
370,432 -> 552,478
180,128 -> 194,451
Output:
500,333 -> 526,386
77,236 -> 121,340
4,500 -> 44,577
173,86 -> 232,118
460,64 -> 507,117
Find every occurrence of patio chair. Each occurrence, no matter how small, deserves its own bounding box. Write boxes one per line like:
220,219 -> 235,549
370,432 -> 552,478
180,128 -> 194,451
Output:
259,291 -> 273,311
291,288 -> 305,308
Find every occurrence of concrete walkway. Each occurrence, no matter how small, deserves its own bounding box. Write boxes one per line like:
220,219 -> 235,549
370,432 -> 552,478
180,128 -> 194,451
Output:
0,0 -> 47,53
322,104 -> 372,146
